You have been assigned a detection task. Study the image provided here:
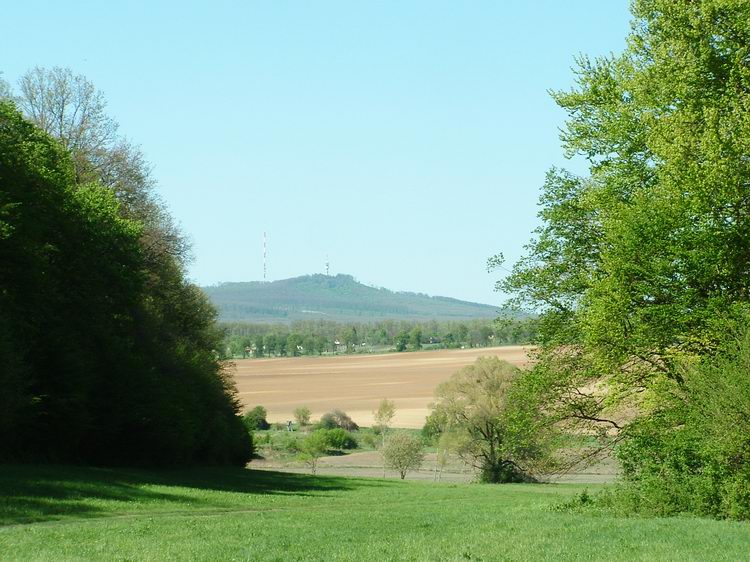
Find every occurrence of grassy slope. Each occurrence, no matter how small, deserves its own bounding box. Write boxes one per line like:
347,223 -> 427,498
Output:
1,466 -> 748,561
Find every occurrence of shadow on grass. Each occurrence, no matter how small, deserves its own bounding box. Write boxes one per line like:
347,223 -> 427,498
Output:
0,464 -> 380,526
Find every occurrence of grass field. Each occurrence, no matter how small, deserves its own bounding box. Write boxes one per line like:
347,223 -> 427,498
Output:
2,465 -> 749,561
232,346 -> 532,428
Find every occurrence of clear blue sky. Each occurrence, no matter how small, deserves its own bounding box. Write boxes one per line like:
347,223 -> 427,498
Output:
2,1 -> 631,305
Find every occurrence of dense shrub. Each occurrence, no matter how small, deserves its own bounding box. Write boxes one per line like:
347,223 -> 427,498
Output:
611,330 -> 750,520
318,409 -> 359,431
271,433 -> 300,454
243,406 -> 271,431
325,428 -> 358,450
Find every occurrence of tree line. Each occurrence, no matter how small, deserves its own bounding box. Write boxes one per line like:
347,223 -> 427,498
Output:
220,317 -> 537,358
0,68 -> 251,465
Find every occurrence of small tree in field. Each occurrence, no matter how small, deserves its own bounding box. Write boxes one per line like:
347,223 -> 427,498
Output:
382,432 -> 424,480
294,406 -> 311,427
298,430 -> 330,475
374,398 -> 396,476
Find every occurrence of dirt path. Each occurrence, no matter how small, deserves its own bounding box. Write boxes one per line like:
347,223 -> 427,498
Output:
231,346 -> 533,428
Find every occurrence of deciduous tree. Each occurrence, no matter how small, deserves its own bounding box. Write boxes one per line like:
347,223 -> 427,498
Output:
382,432 -> 424,480
429,357 -> 553,482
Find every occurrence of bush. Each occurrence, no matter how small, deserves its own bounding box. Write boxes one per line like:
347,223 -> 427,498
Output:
273,433 -> 300,454
294,406 -> 311,427
243,406 -> 270,431
611,328 -> 750,519
360,432 -> 378,448
318,409 -> 359,431
325,428 -> 358,450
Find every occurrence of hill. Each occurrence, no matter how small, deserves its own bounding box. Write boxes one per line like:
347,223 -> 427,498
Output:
202,274 -> 502,323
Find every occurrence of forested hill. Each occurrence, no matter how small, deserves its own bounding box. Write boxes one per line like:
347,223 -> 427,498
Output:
202,274 -> 502,323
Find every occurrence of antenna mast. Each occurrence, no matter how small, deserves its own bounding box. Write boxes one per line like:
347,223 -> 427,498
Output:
325,255 -> 330,276
263,232 -> 267,282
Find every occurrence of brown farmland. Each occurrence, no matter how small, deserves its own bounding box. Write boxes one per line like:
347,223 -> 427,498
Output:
232,346 -> 533,428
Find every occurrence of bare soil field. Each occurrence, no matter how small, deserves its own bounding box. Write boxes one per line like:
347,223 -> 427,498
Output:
232,346 -> 533,428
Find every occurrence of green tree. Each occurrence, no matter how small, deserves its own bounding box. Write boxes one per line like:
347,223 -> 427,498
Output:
373,398 -> 397,477
394,331 -> 409,352
263,334 -> 277,357
294,406 -> 312,427
382,432 -> 424,480
298,430 -> 330,475
497,0 -> 750,448
14,67 -> 189,263
430,358 -> 553,483
0,101 -> 251,465
253,335 -> 264,357
243,406 -> 271,431
409,327 -> 423,350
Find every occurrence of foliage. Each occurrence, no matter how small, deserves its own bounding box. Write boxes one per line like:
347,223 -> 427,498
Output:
373,398 -> 396,434
394,331 -> 409,352
323,428 -> 358,450
421,408 -> 449,444
493,0 -> 750,514
318,409 -> 359,431
429,357 -> 555,483
12,66 -> 189,263
243,406 -> 271,431
297,430 -> 331,474
381,432 -> 424,479
606,328 -> 750,520
0,100 -> 251,466
293,406 -> 312,427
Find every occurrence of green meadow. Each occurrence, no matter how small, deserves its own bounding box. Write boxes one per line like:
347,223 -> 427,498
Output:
1,465 -> 748,561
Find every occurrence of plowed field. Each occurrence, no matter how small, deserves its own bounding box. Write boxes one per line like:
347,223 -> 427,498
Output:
232,346 -> 532,428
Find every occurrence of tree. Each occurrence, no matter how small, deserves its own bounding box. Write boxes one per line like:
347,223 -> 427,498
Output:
374,398 -> 396,435
13,66 -> 189,263
243,406 -> 271,431
0,101 -> 252,465
494,0 -> 750,512
394,331 -> 409,352
429,357 -> 552,483
298,430 -> 330,475
0,73 -> 11,100
434,431 -> 460,482
382,432 -> 424,480
409,327 -> 423,350
374,398 -> 397,476
294,406 -> 312,427
501,0 -> 750,388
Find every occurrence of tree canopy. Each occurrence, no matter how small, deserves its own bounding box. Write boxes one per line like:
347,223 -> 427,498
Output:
496,0 -> 750,516
0,97 -> 251,465
428,358 -> 554,482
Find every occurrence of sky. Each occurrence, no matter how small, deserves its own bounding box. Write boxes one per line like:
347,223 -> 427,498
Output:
1,1 -> 632,305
